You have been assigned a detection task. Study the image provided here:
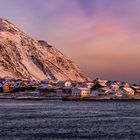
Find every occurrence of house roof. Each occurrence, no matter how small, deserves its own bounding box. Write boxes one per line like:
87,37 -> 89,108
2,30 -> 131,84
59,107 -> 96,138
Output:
57,80 -> 71,83
72,87 -> 90,91
123,87 -> 134,92
131,86 -> 140,90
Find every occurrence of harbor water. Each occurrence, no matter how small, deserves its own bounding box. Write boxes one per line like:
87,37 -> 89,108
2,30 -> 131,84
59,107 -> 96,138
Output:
0,99 -> 140,140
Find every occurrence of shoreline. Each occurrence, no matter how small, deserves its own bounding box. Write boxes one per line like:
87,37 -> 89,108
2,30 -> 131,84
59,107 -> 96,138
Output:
0,96 -> 140,101
62,96 -> 140,101
0,96 -> 63,100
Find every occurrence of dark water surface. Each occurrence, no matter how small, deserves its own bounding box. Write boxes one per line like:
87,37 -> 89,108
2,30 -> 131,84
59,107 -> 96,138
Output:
0,100 -> 140,140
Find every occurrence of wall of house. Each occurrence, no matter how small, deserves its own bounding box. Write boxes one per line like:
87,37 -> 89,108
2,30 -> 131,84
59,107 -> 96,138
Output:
81,90 -> 90,97
72,89 -> 80,96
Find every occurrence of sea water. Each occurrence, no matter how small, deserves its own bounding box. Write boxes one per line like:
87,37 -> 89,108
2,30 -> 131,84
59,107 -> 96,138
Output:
0,99 -> 140,140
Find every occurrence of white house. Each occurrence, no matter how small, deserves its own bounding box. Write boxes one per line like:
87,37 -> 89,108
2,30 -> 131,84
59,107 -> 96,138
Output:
122,87 -> 134,96
110,84 -> 119,91
71,88 -> 90,97
107,82 -> 120,91
57,80 -> 71,87
91,87 -> 111,97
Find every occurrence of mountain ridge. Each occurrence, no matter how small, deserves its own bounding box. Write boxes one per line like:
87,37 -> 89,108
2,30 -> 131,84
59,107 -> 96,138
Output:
0,18 -> 91,82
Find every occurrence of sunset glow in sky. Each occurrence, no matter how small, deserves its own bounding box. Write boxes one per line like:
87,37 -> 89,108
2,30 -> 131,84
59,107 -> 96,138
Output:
0,0 -> 140,83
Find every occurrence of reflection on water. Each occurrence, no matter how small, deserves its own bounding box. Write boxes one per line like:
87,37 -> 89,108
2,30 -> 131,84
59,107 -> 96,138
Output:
0,100 -> 140,140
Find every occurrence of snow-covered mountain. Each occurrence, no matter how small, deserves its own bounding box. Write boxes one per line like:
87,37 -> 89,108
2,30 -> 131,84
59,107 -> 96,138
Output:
0,18 -> 91,82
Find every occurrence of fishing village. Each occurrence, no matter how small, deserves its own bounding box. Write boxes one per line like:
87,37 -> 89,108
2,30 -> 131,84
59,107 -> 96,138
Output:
0,77 -> 140,100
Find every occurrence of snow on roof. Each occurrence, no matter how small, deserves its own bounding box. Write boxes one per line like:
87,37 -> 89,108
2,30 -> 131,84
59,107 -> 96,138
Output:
72,87 -> 90,91
98,82 -> 107,87
98,79 -> 108,83
131,86 -> 140,90
123,87 -> 134,92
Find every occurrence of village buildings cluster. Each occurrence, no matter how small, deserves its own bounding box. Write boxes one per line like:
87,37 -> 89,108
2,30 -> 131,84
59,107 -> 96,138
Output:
0,77 -> 140,99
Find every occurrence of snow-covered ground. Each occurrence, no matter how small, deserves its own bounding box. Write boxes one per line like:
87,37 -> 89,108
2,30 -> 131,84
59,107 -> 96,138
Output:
0,18 -> 91,82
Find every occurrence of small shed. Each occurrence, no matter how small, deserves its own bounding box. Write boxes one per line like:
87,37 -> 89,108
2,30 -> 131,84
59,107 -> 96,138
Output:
71,88 -> 90,97
3,83 -> 10,93
131,86 -> 140,95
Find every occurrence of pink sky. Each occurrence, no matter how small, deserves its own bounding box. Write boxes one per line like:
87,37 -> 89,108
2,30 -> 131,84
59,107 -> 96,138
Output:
0,0 -> 140,83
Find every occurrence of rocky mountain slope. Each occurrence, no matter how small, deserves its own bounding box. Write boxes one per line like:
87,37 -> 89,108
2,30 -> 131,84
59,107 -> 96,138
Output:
0,18 -> 91,82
